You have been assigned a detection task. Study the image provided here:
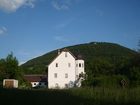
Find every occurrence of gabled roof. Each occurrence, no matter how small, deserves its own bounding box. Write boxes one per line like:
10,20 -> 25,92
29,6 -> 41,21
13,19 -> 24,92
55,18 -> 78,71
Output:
48,48 -> 77,66
24,75 -> 47,82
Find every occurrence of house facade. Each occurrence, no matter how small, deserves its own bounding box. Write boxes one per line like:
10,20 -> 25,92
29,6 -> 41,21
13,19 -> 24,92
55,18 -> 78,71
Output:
48,49 -> 85,89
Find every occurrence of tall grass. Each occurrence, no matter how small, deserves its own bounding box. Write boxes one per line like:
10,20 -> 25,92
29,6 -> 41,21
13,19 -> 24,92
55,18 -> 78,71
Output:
69,87 -> 140,105
0,87 -> 140,105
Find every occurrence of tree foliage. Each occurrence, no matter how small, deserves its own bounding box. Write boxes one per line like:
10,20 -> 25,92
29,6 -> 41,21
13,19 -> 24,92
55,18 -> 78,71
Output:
0,53 -> 19,81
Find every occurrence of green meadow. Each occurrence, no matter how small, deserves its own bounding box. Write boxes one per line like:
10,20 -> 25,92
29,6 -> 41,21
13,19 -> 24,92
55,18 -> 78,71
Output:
0,87 -> 140,105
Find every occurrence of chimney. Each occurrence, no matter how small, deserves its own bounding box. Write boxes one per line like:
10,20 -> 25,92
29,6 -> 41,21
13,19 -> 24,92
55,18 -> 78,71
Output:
58,49 -> 61,55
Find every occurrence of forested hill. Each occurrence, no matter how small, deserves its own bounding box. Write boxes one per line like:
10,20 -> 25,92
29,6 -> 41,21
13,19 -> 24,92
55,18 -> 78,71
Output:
21,42 -> 136,74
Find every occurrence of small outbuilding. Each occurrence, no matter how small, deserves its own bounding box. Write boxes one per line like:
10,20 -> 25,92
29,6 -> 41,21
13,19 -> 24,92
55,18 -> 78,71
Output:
24,75 -> 47,88
3,79 -> 18,88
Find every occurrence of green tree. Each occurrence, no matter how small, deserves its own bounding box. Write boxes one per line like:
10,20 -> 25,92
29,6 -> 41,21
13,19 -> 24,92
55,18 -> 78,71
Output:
0,59 -> 6,82
5,53 -> 19,79
0,53 -> 19,80
0,53 -> 32,88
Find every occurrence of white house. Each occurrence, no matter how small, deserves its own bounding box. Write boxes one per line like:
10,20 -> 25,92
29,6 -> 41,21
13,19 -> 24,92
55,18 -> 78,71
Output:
48,49 -> 85,89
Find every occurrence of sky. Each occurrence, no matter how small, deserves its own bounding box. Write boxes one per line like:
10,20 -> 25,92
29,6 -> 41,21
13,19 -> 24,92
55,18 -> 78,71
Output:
0,0 -> 140,64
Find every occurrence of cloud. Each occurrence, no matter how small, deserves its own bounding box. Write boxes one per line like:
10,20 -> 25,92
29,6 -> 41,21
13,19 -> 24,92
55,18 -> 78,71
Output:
0,26 -> 7,35
0,0 -> 36,12
51,0 -> 69,10
24,0 -> 35,8
51,0 -> 83,10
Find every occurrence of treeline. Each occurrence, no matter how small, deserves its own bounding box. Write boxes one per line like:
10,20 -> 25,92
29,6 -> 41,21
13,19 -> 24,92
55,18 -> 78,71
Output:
83,53 -> 140,87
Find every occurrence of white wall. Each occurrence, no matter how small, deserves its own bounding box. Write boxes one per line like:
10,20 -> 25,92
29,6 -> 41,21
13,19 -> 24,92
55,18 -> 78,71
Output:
48,51 -> 76,89
76,60 -> 85,76
13,80 -> 18,88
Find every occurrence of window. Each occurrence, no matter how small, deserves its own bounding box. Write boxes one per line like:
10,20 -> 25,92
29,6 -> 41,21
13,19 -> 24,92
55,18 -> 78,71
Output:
68,63 -> 71,67
54,73 -> 57,78
39,83 -> 41,85
79,63 -> 81,67
65,52 -> 67,57
34,83 -> 36,85
65,73 -> 68,78
82,63 -> 84,68
56,63 -> 58,67
76,64 -> 78,67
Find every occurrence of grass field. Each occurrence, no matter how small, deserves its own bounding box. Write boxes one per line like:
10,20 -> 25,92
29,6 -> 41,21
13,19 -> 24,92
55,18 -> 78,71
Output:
0,87 -> 140,105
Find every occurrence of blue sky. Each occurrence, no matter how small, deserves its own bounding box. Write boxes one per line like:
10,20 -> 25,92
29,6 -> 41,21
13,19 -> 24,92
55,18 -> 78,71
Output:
0,0 -> 140,64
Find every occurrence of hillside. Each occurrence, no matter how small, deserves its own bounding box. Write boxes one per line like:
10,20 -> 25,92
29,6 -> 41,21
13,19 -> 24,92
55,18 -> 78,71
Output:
21,42 -> 136,74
